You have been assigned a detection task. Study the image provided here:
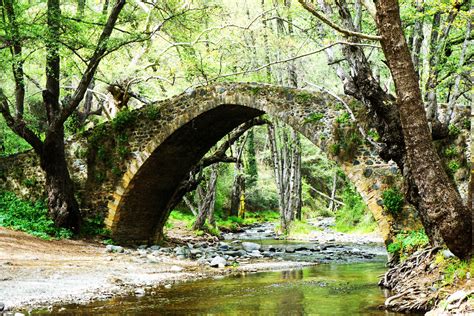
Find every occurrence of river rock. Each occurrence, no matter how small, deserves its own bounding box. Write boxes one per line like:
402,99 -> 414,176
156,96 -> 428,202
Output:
0,302 -> 4,311
175,246 -> 191,258
190,249 -> 202,257
106,245 -> 124,253
224,250 -> 241,257
197,257 -> 208,266
285,246 -> 296,253
218,242 -> 230,251
242,242 -> 261,252
210,256 -> 227,268
149,245 -> 161,251
249,250 -> 263,258
442,249 -> 455,259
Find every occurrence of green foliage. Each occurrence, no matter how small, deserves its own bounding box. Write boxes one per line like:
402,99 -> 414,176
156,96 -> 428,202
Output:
88,125 -> 108,146
287,220 -> 316,238
248,86 -> 262,95
304,112 -> 324,124
335,185 -> 375,233
387,230 -> 429,258
335,112 -> 350,125
81,214 -> 110,236
0,191 -> 73,240
111,110 -> 137,131
0,116 -> 31,156
444,145 -> 458,158
367,129 -> 380,142
382,188 -> 404,214
434,252 -> 473,286
448,124 -> 461,137
295,91 -> 314,103
145,106 -> 161,120
64,111 -> 82,135
447,160 -> 460,176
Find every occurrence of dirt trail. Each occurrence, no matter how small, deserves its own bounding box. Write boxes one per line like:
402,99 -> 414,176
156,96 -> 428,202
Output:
0,227 -> 312,312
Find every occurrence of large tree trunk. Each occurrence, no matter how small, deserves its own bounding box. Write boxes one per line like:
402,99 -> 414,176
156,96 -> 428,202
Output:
375,0 -> 472,259
40,129 -> 81,232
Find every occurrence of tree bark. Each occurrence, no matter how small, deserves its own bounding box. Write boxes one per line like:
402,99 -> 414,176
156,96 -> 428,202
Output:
41,128 -> 81,232
375,0 -> 472,259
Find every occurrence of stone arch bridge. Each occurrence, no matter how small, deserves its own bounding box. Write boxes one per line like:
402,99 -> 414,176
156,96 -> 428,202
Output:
1,83 -> 409,245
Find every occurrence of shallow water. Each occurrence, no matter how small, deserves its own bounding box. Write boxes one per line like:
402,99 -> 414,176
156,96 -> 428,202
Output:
40,261 -> 418,315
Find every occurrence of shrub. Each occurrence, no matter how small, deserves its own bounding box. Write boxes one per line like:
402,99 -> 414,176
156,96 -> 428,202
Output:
382,188 -> 404,214
111,109 -> 137,131
0,191 -> 73,239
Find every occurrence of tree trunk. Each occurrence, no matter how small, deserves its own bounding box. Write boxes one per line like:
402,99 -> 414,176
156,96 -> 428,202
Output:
192,165 -> 218,231
268,123 -> 302,233
375,0 -> 472,259
328,173 -> 337,212
41,129 -> 81,232
314,0 -> 443,246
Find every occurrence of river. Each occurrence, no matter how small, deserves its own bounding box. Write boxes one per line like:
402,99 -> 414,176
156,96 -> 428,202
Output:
30,222 -> 421,315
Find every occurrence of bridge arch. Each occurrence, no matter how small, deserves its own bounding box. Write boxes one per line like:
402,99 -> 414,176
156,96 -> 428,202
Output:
102,83 -> 394,244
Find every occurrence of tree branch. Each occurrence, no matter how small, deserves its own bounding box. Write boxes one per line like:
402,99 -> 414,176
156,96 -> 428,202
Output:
56,0 -> 126,129
3,0 -> 26,119
0,90 -> 43,153
297,0 -> 381,40
206,41 -> 380,83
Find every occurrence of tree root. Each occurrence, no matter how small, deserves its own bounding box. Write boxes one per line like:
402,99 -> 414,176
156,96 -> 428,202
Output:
379,247 -> 443,313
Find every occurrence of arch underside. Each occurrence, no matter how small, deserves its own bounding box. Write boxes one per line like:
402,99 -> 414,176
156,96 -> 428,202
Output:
112,104 -> 263,243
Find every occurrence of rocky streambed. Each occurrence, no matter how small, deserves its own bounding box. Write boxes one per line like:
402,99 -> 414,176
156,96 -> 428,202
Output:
1,220 -> 388,315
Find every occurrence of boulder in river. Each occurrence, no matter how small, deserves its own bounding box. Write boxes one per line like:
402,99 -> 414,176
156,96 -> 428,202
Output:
242,242 -> 261,252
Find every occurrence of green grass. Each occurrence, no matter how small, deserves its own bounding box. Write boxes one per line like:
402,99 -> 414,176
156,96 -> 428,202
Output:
0,191 -> 73,240
287,220 -> 319,239
434,251 -> 474,286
